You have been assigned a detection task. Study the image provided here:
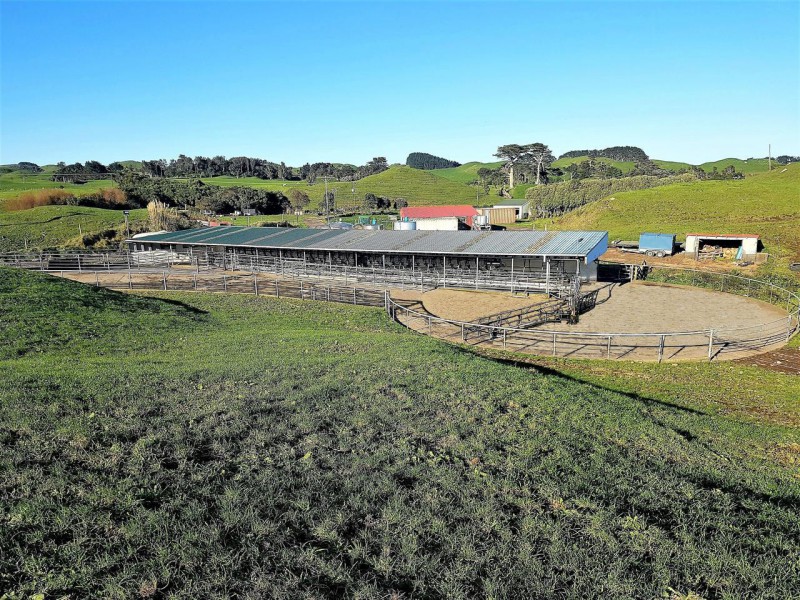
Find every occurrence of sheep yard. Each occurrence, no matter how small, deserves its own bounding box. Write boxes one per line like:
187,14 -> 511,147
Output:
1,268 -> 799,599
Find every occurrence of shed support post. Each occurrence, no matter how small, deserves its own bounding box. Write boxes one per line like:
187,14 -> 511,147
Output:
546,259 -> 551,295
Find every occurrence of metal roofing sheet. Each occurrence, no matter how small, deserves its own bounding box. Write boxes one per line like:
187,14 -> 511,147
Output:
133,227 -> 607,257
399,205 -> 479,219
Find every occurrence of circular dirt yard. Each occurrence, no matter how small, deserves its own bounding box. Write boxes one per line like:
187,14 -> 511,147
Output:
541,281 -> 787,334
399,281 -> 793,361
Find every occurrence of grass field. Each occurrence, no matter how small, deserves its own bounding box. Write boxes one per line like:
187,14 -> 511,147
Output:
0,165 -> 118,203
0,205 -> 147,251
425,161 -> 504,184
1,268 -> 799,598
553,163 -> 800,268
198,165 -> 494,208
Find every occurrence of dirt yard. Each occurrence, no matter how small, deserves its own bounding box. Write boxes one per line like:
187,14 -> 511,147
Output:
392,288 -> 550,321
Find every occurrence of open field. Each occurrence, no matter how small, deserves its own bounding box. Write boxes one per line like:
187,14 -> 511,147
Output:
0,205 -> 147,251
2,268 -> 799,598
0,166 -> 118,203
196,165 -> 493,208
425,161 -> 504,184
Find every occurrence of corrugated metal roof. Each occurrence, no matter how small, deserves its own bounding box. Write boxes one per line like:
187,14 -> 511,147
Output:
493,199 -> 529,207
399,205 -> 479,219
132,227 -> 607,257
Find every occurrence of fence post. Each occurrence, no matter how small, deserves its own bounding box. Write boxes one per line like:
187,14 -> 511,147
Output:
275,279 -> 279,297
163,272 -> 167,291
254,273 -> 259,296
128,270 -> 132,289
707,329 -> 714,361
223,274 -> 227,292
194,273 -> 197,290
429,316 -> 432,335
95,272 -> 99,287
552,333 -> 557,356
300,280 -> 304,299
353,288 -> 357,305
789,315 -> 794,342
503,328 -> 507,349
461,323 -> 465,342
658,335 -> 665,363
607,335 -> 612,359
77,254 -> 82,273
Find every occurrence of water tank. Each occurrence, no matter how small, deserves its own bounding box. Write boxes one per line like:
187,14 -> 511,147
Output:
394,221 -> 417,231
475,215 -> 489,227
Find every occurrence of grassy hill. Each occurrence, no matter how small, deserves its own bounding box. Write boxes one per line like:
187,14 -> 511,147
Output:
1,268 -> 799,598
0,205 -> 147,251
199,165 -> 495,208
0,166 -> 117,203
555,162 -> 800,265
426,161 -> 504,184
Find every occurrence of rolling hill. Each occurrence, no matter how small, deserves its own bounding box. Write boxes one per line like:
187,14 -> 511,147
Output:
198,165 -> 495,208
554,162 -> 800,265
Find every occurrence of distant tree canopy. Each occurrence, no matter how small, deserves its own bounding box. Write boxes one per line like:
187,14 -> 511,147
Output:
14,162 -> 43,172
559,146 -> 649,162
116,172 -> 289,215
140,155 -> 388,184
406,152 -> 461,170
775,155 -> 799,165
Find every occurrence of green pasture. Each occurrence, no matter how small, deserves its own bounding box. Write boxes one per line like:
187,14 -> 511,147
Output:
554,163 -> 800,268
0,167 -> 118,202
426,161 -> 504,184
0,205 -> 147,251
1,268 -> 798,598
198,165 -> 494,208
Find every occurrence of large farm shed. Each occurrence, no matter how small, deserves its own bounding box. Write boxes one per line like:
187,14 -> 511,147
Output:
130,227 -> 608,293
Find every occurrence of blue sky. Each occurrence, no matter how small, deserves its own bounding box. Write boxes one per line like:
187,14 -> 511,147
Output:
1,1 -> 798,166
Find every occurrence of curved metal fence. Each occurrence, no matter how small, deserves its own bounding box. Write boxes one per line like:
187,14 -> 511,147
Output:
387,266 -> 799,362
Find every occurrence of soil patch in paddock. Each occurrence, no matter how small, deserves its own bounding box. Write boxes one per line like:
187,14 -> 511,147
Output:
394,288 -> 550,322
539,281 -> 787,334
736,348 -> 800,375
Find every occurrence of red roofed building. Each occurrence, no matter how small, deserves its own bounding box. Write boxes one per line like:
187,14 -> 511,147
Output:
399,205 -> 480,228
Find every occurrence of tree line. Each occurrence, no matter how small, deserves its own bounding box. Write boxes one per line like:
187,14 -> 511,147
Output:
558,146 -> 650,162
406,152 -> 461,170
139,155 -> 388,183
